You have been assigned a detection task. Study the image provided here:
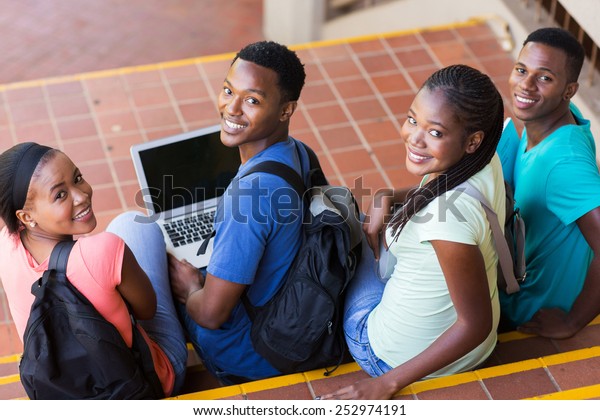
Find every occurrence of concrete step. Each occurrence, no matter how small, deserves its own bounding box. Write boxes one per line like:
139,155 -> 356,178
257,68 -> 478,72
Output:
5,316 -> 598,400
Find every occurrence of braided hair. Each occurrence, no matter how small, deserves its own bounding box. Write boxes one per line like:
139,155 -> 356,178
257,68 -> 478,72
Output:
388,64 -> 504,239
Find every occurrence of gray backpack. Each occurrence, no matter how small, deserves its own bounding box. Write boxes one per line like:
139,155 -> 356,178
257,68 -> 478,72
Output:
460,181 -> 526,294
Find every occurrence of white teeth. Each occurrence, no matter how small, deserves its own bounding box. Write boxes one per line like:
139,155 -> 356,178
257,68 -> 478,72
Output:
225,119 -> 245,129
74,207 -> 90,220
409,150 -> 430,162
516,95 -> 536,104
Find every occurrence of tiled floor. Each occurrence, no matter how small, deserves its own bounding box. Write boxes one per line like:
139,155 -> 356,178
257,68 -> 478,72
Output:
0,9 -> 598,400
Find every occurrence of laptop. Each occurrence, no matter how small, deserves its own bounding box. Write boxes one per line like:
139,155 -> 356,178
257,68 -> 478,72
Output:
130,124 -> 241,268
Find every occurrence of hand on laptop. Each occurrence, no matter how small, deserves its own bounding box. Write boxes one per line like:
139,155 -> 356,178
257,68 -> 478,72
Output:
168,254 -> 204,304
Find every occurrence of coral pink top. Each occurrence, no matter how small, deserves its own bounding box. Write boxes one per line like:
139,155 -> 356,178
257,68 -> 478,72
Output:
0,228 -> 175,396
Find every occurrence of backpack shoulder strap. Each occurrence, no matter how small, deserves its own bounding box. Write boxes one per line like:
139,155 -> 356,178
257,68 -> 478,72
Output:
32,240 -> 76,297
201,140 -> 326,231
300,142 -> 328,187
48,240 -> 76,273
197,153 -> 307,257
459,181 -> 521,294
243,161 -> 306,198
238,142 -> 316,318
239,161 -> 307,319
241,139 -> 329,195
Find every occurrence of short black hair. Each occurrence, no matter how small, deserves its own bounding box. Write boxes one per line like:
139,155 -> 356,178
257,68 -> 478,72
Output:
233,40 -> 306,102
524,27 -> 585,82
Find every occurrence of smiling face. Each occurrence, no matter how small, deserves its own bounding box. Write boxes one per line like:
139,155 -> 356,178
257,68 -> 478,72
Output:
18,152 -> 96,239
508,42 -> 578,127
401,87 -> 482,180
217,58 -> 297,163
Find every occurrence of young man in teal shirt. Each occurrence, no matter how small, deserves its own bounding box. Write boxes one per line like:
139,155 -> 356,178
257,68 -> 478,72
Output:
498,27 -> 600,338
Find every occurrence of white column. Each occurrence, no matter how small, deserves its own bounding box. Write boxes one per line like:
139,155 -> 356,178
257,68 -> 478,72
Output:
263,0 -> 325,45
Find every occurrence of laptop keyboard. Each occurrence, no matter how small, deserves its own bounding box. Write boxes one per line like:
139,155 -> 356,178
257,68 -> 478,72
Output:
163,209 -> 215,248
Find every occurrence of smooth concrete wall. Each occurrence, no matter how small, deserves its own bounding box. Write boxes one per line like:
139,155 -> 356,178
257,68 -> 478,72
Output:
561,0 -> 600,45
263,0 -> 325,45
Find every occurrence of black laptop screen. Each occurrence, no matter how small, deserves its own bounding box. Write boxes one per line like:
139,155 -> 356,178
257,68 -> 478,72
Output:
138,131 -> 241,214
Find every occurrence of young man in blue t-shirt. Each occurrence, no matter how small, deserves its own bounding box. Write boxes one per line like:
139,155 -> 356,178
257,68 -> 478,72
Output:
168,41 -> 311,383
498,27 -> 600,338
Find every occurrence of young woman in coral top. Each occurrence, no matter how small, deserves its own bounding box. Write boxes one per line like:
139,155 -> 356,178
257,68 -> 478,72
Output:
0,143 -> 188,398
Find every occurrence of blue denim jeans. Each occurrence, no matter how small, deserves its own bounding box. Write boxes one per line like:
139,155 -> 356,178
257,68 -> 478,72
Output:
106,211 -> 188,395
343,238 -> 393,377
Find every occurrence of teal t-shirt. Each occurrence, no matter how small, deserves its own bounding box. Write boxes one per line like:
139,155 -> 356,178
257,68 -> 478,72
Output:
499,103 -> 600,327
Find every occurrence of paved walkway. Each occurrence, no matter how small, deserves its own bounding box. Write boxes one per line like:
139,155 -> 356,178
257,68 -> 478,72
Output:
0,0 -> 263,85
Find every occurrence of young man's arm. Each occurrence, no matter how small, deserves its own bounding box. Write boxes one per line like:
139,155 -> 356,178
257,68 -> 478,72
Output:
185,273 -> 246,330
168,254 -> 246,329
518,207 -> 600,338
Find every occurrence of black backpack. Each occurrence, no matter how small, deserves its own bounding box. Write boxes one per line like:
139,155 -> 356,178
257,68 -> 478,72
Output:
240,142 -> 363,375
19,240 -> 164,400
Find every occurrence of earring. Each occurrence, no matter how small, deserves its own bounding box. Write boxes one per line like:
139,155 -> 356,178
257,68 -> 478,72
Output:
29,221 -> 36,228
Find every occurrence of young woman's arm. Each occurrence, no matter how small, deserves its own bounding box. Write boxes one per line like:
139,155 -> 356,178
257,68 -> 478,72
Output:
321,240 -> 492,400
116,244 -> 157,320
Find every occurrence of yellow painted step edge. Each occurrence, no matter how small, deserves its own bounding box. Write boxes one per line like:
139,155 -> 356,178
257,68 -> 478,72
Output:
172,345 -> 600,400
303,362 -> 362,381
395,347 -> 600,397
0,354 -> 20,364
498,314 -> 600,343
542,346 -> 600,365
476,358 -> 545,380
168,384 -> 243,401
404,371 -> 480,395
168,363 -> 362,400
5,345 -> 599,400
0,374 -> 20,386
526,383 -> 600,400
